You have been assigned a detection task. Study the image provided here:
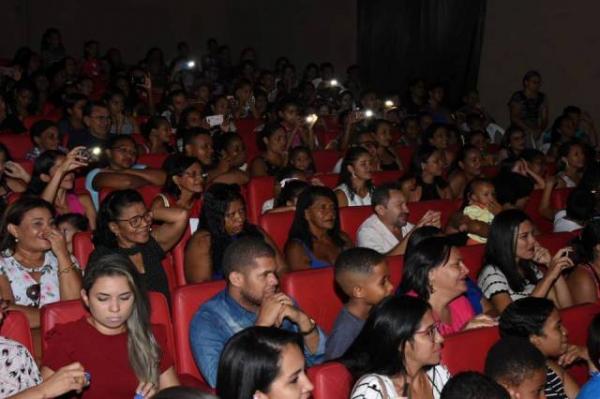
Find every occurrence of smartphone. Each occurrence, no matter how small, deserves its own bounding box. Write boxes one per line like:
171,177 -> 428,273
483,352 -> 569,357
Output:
206,114 -> 224,127
77,147 -> 102,163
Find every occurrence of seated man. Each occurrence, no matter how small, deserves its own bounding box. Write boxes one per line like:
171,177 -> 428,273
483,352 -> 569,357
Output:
67,101 -> 109,149
357,182 -> 440,255
189,237 -> 326,387
326,247 -> 393,360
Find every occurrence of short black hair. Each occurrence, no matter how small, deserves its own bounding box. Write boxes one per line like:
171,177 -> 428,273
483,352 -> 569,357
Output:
334,247 -> 385,280
29,120 -> 57,142
485,337 -> 546,386
499,297 -> 555,338
493,172 -> 533,206
56,213 -> 89,232
441,372 -> 509,399
83,100 -> 108,117
182,127 -> 211,148
371,182 -> 403,208
565,189 -> 595,223
222,237 -> 275,279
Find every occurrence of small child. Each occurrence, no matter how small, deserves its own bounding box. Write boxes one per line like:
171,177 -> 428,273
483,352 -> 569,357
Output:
326,247 -> 394,360
288,146 -> 316,176
485,336 -> 547,399
462,178 -> 500,244
577,313 -> 600,398
56,213 -> 89,254
441,371 -> 509,399
261,166 -> 306,214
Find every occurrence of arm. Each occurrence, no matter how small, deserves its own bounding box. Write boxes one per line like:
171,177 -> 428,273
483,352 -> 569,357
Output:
462,216 -> 490,238
40,148 -> 87,204
151,207 -> 188,252
79,194 -> 96,230
184,231 -> 212,282
547,361 -> 579,399
489,292 -> 514,314
547,275 -> 573,309
250,157 -> 268,177
566,267 -> 599,305
122,167 -> 166,186
189,311 -> 225,388
158,367 -> 179,390
48,228 -> 82,301
13,363 -> 86,399
335,189 -> 349,207
284,240 -> 311,271
92,171 -> 149,191
539,176 -> 558,220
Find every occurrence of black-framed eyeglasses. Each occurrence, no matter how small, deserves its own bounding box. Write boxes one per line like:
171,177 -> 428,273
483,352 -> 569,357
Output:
115,211 -> 153,228
414,321 -> 441,343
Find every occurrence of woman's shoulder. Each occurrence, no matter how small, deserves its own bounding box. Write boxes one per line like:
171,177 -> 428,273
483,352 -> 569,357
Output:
351,373 -> 395,399
46,317 -> 89,341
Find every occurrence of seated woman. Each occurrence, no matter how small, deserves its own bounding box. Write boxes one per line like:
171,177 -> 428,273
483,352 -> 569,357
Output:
498,126 -> 526,162
0,197 -> 81,329
86,134 -> 166,209
447,145 -> 482,199
373,119 -> 403,171
412,145 -> 452,201
152,154 -> 203,233
25,120 -> 67,161
216,326 -> 314,399
423,123 -> 455,172
398,236 -> 496,335
185,183 -> 285,282
285,186 -> 352,270
140,116 -> 173,155
208,132 -> 249,185
555,140 -> 587,188
42,253 -> 179,398
342,296 -> 451,399
91,189 -> 188,301
335,146 -> 374,207
250,122 -> 287,177
105,89 -> 140,135
499,297 -> 589,398
566,219 -> 600,305
24,148 -> 96,229
477,209 -> 574,314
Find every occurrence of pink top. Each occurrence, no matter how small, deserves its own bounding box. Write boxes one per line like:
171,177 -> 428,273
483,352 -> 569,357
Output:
406,291 -> 475,336
65,193 -> 86,215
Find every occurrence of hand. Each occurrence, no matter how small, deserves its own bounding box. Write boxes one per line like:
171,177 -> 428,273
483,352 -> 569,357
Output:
277,303 -> 310,329
532,243 -> 552,266
63,147 -> 89,173
488,199 -> 503,216
255,293 -> 294,327
547,247 -> 575,278
43,226 -> 69,257
558,344 -> 588,367
4,161 -> 31,182
463,314 -> 498,331
511,159 -> 527,176
141,73 -> 152,91
417,210 -> 441,228
310,177 -> 325,187
37,362 -> 87,396
135,381 -> 157,399
545,175 -> 558,189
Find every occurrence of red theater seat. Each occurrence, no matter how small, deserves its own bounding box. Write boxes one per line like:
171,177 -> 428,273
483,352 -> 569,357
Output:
387,255 -> 404,287
172,229 -> 192,287
172,281 -> 226,386
395,146 -> 415,171
560,303 -> 600,385
247,176 -> 275,224
259,211 -> 295,252
138,153 -> 168,169
525,190 -> 553,233
459,244 -> 485,280
551,187 -> 574,210
339,206 -> 372,244
281,267 -> 343,334
313,150 -> 341,173
0,133 -> 33,159
0,310 -> 34,354
40,292 -> 174,356
315,173 -> 339,189
23,114 -> 45,130
441,326 -> 500,374
537,231 -> 577,255
407,199 -> 461,228
372,170 -> 403,185
308,362 -> 353,399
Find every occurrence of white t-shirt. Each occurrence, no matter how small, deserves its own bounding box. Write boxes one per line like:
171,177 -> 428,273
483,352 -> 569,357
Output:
333,157 -> 343,173
357,214 -> 414,254
335,184 -> 372,207
350,365 -> 451,399
553,209 -> 583,233
261,198 -> 275,214
478,263 -> 543,301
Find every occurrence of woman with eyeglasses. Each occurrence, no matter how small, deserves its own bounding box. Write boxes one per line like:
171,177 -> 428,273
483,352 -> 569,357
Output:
90,189 -> 188,301
397,236 -> 497,336
0,197 -> 82,330
152,154 -> 204,233
85,134 -> 166,209
341,295 -> 451,399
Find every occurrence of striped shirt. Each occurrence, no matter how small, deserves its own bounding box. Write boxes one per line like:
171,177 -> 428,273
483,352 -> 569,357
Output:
477,264 -> 543,301
545,366 -> 568,399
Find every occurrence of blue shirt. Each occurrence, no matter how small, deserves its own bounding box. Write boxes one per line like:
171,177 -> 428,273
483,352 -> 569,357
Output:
577,371 -> 600,399
85,164 -> 147,209
189,289 -> 327,387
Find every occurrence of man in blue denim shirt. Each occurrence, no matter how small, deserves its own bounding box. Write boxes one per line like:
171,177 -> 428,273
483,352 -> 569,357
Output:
189,237 -> 327,387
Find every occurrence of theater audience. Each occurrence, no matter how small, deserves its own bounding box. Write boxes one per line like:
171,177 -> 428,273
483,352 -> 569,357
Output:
555,140 -> 586,188
287,145 -> 316,176
25,120 -> 66,161
412,145 -> 452,201
250,122 -> 288,177
208,132 -> 249,185
105,90 -> 140,135
497,126 -> 527,162
67,101 -> 110,149
342,295 -> 451,399
285,186 -> 352,270
493,172 -> 534,211
140,116 -> 173,155
217,327 -> 314,399
42,253 -> 179,398
447,145 -> 482,199
335,146 -> 374,207
373,119 -> 403,171
0,145 -> 30,202
190,237 -> 326,388
566,219 -> 600,305
423,123 -> 454,171
440,372 -> 509,399
461,178 -> 502,244
508,70 -> 548,148
90,189 -> 187,301
57,93 -> 87,141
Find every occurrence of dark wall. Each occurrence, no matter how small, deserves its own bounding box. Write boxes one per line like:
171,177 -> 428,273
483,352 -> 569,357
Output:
0,0 -> 357,71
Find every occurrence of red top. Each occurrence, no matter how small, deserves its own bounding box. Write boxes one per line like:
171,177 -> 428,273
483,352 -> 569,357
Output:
43,317 -> 173,399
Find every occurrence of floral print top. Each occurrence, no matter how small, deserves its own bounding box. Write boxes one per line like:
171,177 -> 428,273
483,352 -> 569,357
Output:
0,336 -> 42,397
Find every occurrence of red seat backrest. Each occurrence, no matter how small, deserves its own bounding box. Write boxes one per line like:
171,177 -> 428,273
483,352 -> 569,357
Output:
387,255 -> 404,288
99,185 -> 162,208
259,211 -> 295,252
481,166 -> 500,178
551,187 -> 574,210
537,232 -> 577,255
0,133 -> 34,159
23,114 -> 45,130
247,176 -> 275,224
18,159 -> 33,175
313,150 -> 341,174
235,118 -> 261,161
0,310 -> 34,354
172,281 -> 226,383
281,267 -> 343,334
460,244 -> 486,280
524,189 -> 553,233
315,173 -> 339,189
307,362 -> 353,399
395,146 -> 415,171
372,170 -> 403,185
560,303 -> 600,385
339,206 -> 373,244
138,153 -> 168,169
40,292 -> 174,356
441,326 -> 500,374
407,199 -> 461,228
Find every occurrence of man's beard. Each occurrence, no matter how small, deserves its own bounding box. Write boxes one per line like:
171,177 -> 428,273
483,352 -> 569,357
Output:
240,289 -> 263,308
393,214 -> 408,229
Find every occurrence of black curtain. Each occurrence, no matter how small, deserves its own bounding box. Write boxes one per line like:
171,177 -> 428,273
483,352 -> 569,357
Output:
357,0 -> 486,108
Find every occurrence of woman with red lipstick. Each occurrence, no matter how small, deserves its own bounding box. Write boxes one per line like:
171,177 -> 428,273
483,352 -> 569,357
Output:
0,197 -> 82,329
90,189 -> 188,301
478,209 -> 574,314
343,296 -> 451,399
285,186 -> 352,271
398,236 -> 497,335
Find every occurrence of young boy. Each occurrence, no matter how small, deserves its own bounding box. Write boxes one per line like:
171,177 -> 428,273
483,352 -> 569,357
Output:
485,337 -> 547,399
325,247 -> 394,360
441,371 -> 509,399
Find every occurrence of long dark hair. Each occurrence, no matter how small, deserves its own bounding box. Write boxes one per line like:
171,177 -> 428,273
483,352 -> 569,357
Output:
481,209 -> 539,292
24,150 -> 65,196
411,144 -> 438,177
217,327 -> 303,399
161,154 -> 201,199
341,295 -> 431,378
338,146 -> 373,201
397,236 -> 452,300
571,219 -> 600,265
287,185 -> 345,251
0,196 -> 55,254
94,189 -> 145,248
196,183 -> 261,274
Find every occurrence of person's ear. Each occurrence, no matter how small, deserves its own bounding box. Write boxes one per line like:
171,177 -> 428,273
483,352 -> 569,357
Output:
229,270 -> 244,288
374,204 -> 386,217
108,221 -> 120,236
458,160 -> 465,170
6,223 -> 19,241
81,289 -> 90,308
529,334 -> 542,347
352,285 -> 364,299
253,391 -> 268,399
172,175 -> 182,187
262,136 -> 269,147
83,115 -> 91,127
499,383 -> 520,399
348,164 -> 356,178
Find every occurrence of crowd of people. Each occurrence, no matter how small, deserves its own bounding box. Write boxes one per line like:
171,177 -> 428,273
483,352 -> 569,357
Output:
0,27 -> 600,399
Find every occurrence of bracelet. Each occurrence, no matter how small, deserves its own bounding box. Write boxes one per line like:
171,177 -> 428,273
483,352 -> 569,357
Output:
300,318 -> 317,336
58,263 -> 78,275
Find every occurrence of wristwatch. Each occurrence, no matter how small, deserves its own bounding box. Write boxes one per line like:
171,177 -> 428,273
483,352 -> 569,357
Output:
300,318 -> 317,335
